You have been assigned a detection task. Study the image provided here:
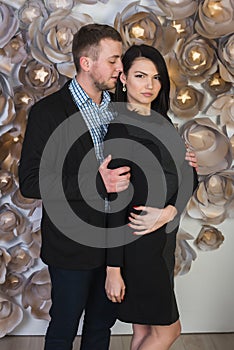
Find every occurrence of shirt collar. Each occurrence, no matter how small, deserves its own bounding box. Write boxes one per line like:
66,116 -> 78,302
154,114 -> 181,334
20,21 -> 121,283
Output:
71,77 -> 111,107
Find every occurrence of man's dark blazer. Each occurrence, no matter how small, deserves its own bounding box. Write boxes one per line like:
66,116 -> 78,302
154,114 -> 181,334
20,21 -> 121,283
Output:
19,81 -> 108,269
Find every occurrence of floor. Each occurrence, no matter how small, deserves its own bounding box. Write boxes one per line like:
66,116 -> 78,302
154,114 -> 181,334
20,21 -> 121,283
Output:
0,333 -> 234,349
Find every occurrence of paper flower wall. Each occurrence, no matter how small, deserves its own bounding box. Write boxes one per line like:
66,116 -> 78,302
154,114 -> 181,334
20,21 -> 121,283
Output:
0,0 -> 233,336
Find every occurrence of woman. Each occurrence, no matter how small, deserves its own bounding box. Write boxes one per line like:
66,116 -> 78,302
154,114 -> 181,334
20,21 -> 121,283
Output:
104,45 -> 198,350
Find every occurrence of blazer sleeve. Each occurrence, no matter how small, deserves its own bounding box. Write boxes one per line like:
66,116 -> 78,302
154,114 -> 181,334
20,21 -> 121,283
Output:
19,102 -> 107,202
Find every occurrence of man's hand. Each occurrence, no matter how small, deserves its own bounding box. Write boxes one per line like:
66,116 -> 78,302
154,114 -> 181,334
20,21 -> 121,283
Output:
99,155 -> 131,193
105,266 -> 125,303
128,205 -> 177,235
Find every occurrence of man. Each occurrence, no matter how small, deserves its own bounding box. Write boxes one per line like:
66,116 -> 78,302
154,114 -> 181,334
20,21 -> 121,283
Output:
19,24 -> 130,350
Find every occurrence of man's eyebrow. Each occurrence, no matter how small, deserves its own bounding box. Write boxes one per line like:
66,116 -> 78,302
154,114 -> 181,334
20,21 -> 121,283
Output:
108,55 -> 121,59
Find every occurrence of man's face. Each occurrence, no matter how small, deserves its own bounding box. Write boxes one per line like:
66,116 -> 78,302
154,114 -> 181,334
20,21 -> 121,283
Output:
89,38 -> 123,91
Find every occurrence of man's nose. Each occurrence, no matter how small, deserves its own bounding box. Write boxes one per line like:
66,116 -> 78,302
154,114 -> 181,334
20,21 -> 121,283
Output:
115,59 -> 123,72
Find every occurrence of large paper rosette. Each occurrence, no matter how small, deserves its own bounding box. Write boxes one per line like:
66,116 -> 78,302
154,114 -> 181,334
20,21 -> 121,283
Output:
195,0 -> 234,39
175,230 -> 197,276
187,169 -> 234,224
194,225 -> 224,251
0,292 -> 23,338
22,267 -> 51,320
179,117 -> 233,175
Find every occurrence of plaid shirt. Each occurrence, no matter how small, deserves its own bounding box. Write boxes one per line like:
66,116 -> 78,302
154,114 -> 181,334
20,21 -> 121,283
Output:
69,78 -> 115,164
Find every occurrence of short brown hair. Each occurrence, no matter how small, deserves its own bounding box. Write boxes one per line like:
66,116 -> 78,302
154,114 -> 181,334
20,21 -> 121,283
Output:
72,23 -> 122,73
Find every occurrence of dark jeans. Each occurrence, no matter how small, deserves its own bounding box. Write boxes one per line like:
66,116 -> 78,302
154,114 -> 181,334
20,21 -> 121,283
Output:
44,265 -> 117,350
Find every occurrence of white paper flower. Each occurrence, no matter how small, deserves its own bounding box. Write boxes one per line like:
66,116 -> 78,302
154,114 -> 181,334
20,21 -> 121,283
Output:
176,34 -> 217,83
195,0 -> 234,39
218,34 -> 234,83
0,272 -> 26,297
8,243 -> 35,273
174,230 -> 197,276
187,169 -> 234,224
194,225 -> 224,251
28,6 -> 93,77
0,247 -> 11,284
154,0 -> 198,20
0,3 -> 19,48
0,292 -> 23,338
22,267 -> 51,320
180,117 -> 232,175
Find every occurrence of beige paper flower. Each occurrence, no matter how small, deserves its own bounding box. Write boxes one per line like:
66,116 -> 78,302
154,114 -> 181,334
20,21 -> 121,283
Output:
0,3 -> 19,48
170,85 -> 205,119
0,203 -> 32,242
16,0 -> 48,28
20,229 -> 41,259
0,292 -> 23,338
206,94 -> 234,144
13,86 -> 35,110
44,0 -> 74,11
0,73 -> 15,126
0,247 -> 11,284
195,0 -> 234,39
194,224 -> 224,251
179,117 -> 232,175
28,7 -> 93,77
186,169 -> 234,224
176,34 -> 217,83
174,230 -> 197,276
0,170 -> 16,198
0,272 -> 26,297
154,0 -> 198,20
114,2 -> 177,55
7,243 -> 35,273
11,189 -> 41,216
22,267 -> 51,321
0,129 -> 24,176
170,17 -> 194,39
19,57 -> 61,97
3,34 -> 27,64
203,71 -> 232,95
218,34 -> 234,83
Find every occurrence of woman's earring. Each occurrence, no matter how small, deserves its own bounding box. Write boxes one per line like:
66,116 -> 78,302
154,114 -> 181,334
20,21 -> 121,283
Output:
122,84 -> 126,92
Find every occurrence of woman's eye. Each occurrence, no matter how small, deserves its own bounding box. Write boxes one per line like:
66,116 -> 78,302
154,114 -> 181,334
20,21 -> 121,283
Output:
135,74 -> 144,78
154,75 -> 161,80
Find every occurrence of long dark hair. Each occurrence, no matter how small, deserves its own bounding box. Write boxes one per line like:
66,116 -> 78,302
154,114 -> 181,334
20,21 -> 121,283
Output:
114,45 -> 170,119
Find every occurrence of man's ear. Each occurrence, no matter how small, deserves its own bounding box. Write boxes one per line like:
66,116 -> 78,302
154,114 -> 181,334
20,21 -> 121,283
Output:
120,72 -> 127,85
80,56 -> 90,72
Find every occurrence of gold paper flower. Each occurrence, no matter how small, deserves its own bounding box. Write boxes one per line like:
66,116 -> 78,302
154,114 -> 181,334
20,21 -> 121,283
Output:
170,18 -> 194,39
155,0 -> 198,20
180,117 -> 232,175
186,169 -> 234,224
194,225 -> 224,251
174,230 -> 197,276
0,247 -> 11,284
206,94 -> 234,142
0,3 -> 19,48
28,7 -> 93,77
0,292 -> 23,338
20,229 -> 42,259
0,272 -> 26,297
218,34 -> 234,83
0,203 -> 32,242
22,267 -> 52,320
170,85 -> 205,119
203,71 -> 232,95
16,0 -> 48,28
19,58 -> 61,97
176,34 -> 217,83
2,34 -> 27,64
114,2 -> 177,55
44,0 -> 74,11
0,170 -> 16,197
11,189 -> 41,216
0,129 -> 23,176
7,243 -> 35,273
0,73 -> 15,126
195,0 -> 234,39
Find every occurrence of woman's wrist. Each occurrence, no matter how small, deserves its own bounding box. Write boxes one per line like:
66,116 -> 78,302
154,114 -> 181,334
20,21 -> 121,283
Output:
164,205 -> 177,222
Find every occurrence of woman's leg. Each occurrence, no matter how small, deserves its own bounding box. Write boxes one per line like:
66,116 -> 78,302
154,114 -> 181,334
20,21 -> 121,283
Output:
137,319 -> 181,350
130,324 -> 150,350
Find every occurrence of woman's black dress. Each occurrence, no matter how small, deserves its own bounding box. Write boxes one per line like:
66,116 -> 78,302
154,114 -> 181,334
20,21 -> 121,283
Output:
105,108 -> 197,325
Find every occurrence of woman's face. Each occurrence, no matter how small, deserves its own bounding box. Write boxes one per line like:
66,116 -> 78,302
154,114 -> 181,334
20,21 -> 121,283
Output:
121,57 -> 162,110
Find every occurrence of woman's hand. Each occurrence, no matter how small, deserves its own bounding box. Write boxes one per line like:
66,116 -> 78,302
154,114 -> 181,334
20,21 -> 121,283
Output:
128,205 -> 177,235
185,150 -> 198,172
105,267 -> 125,303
